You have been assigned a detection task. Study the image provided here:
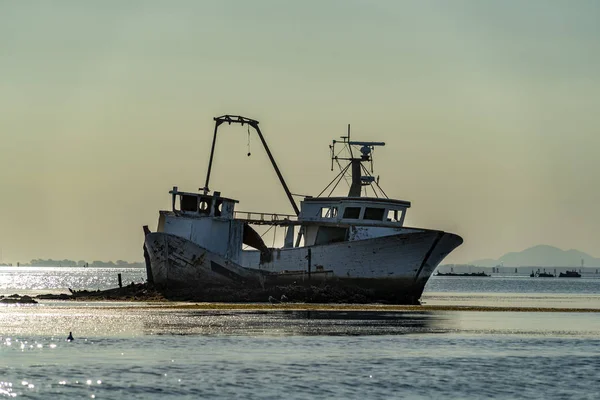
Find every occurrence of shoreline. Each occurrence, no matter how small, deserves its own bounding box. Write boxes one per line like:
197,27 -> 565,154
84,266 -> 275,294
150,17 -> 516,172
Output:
4,296 -> 600,313
3,283 -> 600,312
101,303 -> 600,313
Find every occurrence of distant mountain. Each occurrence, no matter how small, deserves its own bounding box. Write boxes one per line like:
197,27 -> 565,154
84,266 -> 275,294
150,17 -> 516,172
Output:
470,245 -> 600,268
23,259 -> 145,268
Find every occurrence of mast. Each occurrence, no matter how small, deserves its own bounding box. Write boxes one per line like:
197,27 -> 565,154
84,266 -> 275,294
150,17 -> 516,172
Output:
348,159 -> 362,197
203,119 -> 222,193
203,115 -> 300,216
346,124 -> 361,197
326,126 -> 386,197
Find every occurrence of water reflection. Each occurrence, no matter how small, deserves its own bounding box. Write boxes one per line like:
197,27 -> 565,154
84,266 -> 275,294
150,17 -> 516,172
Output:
143,310 -> 450,336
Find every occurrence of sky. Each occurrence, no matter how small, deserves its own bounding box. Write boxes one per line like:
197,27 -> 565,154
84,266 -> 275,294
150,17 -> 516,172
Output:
1,0 -> 599,264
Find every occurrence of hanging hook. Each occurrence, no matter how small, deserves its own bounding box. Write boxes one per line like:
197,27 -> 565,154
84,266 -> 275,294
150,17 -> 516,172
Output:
247,125 -> 251,157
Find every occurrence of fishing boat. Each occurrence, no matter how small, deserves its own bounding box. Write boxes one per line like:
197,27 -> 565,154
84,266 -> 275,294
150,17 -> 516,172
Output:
559,270 -> 581,278
434,272 -> 489,277
143,115 -> 463,304
530,270 -> 555,278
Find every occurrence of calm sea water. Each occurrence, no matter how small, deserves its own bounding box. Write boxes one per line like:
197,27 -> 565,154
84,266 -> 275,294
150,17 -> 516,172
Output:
0,267 -> 147,296
2,267 -> 600,399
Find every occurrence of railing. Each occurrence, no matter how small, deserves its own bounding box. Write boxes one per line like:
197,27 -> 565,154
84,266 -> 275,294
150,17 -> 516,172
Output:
234,211 -> 299,225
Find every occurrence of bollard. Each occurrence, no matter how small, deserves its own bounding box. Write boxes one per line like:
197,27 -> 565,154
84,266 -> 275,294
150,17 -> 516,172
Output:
118,273 -> 122,288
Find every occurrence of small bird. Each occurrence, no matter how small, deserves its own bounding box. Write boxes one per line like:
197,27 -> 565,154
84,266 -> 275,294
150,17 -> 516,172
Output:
280,294 -> 289,302
268,296 -> 280,304
67,332 -> 74,342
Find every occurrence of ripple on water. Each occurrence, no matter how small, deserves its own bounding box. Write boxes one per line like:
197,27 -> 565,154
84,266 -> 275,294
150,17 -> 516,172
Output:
2,306 -> 600,399
5,332 -> 600,399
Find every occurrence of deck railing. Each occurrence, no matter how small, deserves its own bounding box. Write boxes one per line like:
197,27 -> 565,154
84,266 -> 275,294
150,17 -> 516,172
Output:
234,211 -> 298,225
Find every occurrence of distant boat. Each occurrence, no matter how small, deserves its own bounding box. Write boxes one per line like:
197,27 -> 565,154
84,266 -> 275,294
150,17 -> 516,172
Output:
559,270 -> 581,278
530,271 -> 554,278
435,271 -> 489,277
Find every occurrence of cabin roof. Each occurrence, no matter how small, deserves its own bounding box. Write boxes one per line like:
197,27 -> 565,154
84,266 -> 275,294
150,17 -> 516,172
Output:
302,196 -> 411,208
173,190 -> 239,204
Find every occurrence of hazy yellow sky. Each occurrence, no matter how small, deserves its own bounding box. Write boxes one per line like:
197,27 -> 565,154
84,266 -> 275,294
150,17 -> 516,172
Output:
1,1 -> 599,263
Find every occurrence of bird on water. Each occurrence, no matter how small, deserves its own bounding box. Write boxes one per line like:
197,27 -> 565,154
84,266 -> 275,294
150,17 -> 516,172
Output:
67,332 -> 74,342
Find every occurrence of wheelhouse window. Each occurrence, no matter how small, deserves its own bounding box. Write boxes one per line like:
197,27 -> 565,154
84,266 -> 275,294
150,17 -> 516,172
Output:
199,199 -> 212,215
363,207 -> 385,221
342,207 -> 361,219
320,206 -> 338,218
180,195 -> 198,212
387,209 -> 403,223
214,199 -> 223,217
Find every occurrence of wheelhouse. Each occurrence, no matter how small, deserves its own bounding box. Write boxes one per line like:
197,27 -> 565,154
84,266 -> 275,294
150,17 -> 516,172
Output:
167,186 -> 238,219
297,197 -> 411,246
299,197 -> 410,226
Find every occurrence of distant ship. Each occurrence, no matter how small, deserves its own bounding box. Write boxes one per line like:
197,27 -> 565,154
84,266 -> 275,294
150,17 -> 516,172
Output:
143,115 -> 463,304
434,272 -> 489,277
530,270 -> 554,278
559,270 -> 581,278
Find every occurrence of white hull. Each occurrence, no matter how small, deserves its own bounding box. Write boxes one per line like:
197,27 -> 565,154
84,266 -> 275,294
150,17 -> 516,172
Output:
241,229 -> 462,281
144,229 -> 462,303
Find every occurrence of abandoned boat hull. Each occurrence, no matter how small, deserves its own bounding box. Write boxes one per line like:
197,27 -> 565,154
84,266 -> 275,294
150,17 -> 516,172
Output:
144,232 -> 267,290
145,229 -> 462,303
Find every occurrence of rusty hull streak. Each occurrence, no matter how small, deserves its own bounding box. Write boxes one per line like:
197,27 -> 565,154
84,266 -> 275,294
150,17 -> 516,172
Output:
414,232 -> 444,281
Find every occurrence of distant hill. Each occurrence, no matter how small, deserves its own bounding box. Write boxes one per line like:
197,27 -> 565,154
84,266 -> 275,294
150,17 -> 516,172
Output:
23,259 -> 145,268
470,245 -> 600,268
